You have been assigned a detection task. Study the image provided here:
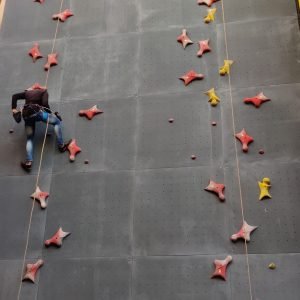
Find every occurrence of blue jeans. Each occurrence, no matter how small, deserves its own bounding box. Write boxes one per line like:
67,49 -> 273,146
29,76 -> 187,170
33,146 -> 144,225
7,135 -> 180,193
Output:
25,111 -> 64,161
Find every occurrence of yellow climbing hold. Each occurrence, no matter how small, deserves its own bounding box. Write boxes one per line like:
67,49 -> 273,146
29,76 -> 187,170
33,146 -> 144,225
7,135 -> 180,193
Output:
204,8 -> 216,23
219,60 -> 233,76
268,262 -> 276,270
258,177 -> 271,200
205,88 -> 220,106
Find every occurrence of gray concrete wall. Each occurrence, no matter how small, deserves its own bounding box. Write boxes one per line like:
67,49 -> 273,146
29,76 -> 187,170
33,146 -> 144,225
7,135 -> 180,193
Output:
0,0 -> 299,299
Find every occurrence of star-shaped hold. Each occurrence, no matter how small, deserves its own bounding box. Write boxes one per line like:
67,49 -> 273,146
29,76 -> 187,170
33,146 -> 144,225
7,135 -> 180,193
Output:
258,177 -> 271,200
22,259 -> 44,283
231,220 -> 258,242
204,8 -> 217,23
44,53 -> 58,71
198,0 -> 220,7
204,180 -> 225,201
34,0 -> 44,3
26,83 -> 46,91
45,227 -> 71,247
78,105 -> 103,120
205,88 -> 220,106
211,255 -> 232,280
244,92 -> 271,108
179,70 -> 204,86
52,9 -> 74,22
219,60 -> 233,76
235,129 -> 254,153
67,139 -> 82,162
197,39 -> 211,57
31,186 -> 49,209
28,43 -> 43,62
177,29 -> 193,49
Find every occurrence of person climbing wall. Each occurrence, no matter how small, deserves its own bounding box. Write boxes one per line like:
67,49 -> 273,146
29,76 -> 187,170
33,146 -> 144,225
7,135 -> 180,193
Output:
11,88 -> 70,172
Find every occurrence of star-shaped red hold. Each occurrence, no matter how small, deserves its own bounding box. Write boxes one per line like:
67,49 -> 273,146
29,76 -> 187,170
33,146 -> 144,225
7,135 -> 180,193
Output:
197,0 -> 220,7
52,9 -> 74,22
243,92 -> 271,108
67,139 -> 82,162
44,53 -> 58,71
179,70 -> 204,86
78,105 -> 103,120
45,227 -> 71,247
177,29 -> 193,49
204,180 -> 225,201
28,43 -> 43,62
235,129 -> 254,153
231,220 -> 258,242
22,259 -> 44,283
211,255 -> 232,280
26,83 -> 46,91
197,39 -> 211,57
31,186 -> 49,209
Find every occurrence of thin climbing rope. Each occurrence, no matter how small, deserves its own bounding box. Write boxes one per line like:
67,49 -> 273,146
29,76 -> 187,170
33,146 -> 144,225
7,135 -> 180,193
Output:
220,1 -> 253,299
16,0 -> 65,299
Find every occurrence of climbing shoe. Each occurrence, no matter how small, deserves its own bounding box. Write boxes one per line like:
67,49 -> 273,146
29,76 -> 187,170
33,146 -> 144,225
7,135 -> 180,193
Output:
20,160 -> 32,172
58,139 -> 72,153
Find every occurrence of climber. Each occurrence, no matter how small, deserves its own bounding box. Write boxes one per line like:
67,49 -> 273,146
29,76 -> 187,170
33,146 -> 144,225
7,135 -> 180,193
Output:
11,88 -> 69,172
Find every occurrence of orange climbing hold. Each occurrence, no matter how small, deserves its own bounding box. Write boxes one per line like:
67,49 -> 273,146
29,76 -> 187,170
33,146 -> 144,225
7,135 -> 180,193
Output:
67,139 -> 81,162
78,105 -> 103,120
45,227 -> 71,247
44,53 -> 58,71
28,43 -> 43,62
30,186 -> 49,209
211,255 -> 232,280
52,9 -> 74,22
235,129 -> 254,153
179,70 -> 204,86
177,29 -> 193,49
22,259 -> 44,283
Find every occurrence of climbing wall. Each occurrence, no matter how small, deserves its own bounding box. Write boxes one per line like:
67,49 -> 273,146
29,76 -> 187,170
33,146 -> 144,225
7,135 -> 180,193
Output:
0,0 -> 299,299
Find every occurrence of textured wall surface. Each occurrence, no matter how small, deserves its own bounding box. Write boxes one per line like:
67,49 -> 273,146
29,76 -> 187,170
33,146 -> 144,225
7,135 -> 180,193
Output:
0,0 -> 299,299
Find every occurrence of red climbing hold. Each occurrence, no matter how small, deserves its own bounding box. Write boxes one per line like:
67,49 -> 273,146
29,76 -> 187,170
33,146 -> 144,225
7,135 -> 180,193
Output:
52,9 -> 74,22
205,180 -> 225,201
177,29 -> 193,49
22,259 -> 44,283
30,186 -> 49,209
45,227 -> 71,247
44,53 -> 58,71
235,129 -> 254,153
67,139 -> 81,162
34,0 -> 44,3
197,0 -> 220,7
259,149 -> 265,155
197,39 -> 211,57
26,83 -> 46,91
243,92 -> 271,108
28,43 -> 43,62
179,70 -> 204,86
78,105 -> 103,120
211,255 -> 232,280
231,220 -> 258,242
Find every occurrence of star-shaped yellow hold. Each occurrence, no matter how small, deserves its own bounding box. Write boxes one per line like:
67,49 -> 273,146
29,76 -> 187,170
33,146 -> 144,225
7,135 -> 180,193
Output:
205,88 -> 220,106
204,8 -> 217,23
219,60 -> 234,76
258,177 -> 271,200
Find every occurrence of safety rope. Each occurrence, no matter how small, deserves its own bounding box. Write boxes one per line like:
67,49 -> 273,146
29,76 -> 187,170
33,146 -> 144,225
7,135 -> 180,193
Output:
17,0 -> 65,298
220,1 -> 253,299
